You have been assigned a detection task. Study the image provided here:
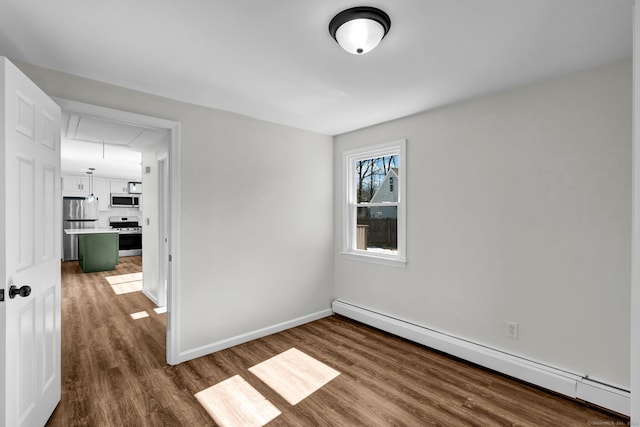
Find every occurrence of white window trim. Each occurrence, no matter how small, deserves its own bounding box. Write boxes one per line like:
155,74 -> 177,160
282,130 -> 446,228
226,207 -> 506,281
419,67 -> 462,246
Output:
341,139 -> 406,267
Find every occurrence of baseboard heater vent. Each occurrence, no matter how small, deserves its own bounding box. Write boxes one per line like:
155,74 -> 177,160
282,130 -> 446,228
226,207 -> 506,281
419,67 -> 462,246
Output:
331,299 -> 629,416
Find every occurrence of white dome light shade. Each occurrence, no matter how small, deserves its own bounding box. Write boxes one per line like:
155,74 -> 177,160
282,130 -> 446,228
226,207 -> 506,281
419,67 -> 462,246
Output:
335,18 -> 385,55
329,7 -> 391,55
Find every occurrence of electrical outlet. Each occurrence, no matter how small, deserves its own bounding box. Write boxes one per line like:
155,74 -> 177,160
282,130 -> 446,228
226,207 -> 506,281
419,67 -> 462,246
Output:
506,321 -> 519,339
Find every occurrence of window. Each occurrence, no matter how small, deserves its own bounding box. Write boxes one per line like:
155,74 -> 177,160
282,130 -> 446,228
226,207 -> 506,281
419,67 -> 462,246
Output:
342,139 -> 406,267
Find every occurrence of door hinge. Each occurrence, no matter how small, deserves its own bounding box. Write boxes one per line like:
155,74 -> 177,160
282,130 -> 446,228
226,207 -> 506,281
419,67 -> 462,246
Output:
168,254 -> 172,262
0,289 -> 4,302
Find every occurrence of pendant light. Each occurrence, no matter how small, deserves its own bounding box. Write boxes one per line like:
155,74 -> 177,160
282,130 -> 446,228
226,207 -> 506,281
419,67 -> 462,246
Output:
86,167 -> 96,201
329,6 -> 391,55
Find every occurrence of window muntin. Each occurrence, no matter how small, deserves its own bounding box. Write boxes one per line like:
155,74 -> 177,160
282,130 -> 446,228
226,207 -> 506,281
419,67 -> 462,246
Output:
343,139 -> 406,266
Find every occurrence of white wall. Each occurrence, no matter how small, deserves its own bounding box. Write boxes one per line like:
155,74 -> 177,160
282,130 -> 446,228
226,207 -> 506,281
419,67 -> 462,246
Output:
334,59 -> 632,388
17,61 -> 334,356
178,112 -> 333,349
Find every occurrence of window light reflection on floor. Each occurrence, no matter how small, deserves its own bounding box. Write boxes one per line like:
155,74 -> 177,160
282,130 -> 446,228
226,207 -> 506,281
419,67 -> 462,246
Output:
195,348 -> 340,426
130,311 -> 149,320
196,375 -> 281,427
249,348 -> 340,405
110,280 -> 143,295
105,272 -> 142,285
105,272 -> 144,295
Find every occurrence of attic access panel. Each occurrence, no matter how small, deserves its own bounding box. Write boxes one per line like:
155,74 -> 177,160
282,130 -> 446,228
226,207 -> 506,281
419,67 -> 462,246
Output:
65,113 -> 146,146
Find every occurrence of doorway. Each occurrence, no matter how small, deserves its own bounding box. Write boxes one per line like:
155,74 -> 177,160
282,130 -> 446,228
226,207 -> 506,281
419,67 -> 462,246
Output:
54,97 -> 181,364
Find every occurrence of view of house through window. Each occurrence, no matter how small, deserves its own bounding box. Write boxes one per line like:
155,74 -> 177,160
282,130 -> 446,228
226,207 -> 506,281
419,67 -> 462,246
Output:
355,155 -> 399,254
343,139 -> 406,266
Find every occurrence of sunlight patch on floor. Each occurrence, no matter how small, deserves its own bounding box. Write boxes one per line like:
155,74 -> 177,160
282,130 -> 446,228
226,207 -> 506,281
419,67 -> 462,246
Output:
110,280 -> 143,295
130,311 -> 149,320
154,306 -> 167,314
249,347 -> 340,405
195,375 -> 280,427
195,348 -> 340,425
105,272 -> 143,285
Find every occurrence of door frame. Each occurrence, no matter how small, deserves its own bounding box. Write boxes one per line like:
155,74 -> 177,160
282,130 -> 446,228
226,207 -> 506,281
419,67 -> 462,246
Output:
633,1 -> 639,420
53,97 -> 182,365
157,152 -> 169,308
633,1 -> 639,421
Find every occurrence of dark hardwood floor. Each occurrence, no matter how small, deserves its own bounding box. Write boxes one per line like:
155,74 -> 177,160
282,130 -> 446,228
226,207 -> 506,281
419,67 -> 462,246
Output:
48,256 -> 628,426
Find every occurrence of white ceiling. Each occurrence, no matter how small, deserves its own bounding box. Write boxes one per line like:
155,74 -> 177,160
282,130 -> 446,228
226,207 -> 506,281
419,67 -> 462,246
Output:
64,112 -> 166,147
60,112 -> 168,180
0,0 -> 633,135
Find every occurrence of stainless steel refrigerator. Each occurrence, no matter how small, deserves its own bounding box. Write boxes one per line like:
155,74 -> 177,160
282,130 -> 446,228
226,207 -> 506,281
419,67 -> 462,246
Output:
62,196 -> 99,261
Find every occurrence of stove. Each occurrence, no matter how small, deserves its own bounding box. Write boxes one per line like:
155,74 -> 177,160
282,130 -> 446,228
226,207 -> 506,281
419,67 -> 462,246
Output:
116,226 -> 142,233
109,216 -> 142,256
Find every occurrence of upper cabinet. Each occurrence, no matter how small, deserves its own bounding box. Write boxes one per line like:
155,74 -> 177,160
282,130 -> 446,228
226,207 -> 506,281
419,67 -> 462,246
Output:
63,176 -> 141,211
110,180 -> 129,194
62,176 -> 89,196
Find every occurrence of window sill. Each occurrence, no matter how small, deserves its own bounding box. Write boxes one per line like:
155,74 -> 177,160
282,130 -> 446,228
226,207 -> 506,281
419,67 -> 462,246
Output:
340,250 -> 407,268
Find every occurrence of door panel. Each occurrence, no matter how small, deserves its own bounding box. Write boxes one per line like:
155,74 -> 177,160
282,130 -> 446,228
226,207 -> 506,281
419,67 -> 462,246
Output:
43,165 -> 56,261
42,287 -> 56,388
18,156 -> 35,270
42,112 -> 56,150
17,301 -> 35,420
16,92 -> 35,139
1,56 -> 62,427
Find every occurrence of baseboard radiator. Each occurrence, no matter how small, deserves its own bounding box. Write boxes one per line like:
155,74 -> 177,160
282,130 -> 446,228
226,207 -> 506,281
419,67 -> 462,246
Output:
331,299 -> 630,416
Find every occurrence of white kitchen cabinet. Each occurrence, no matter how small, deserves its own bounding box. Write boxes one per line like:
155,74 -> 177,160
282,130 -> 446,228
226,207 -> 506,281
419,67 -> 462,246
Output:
62,176 -> 89,196
110,180 -> 129,194
94,178 -> 111,211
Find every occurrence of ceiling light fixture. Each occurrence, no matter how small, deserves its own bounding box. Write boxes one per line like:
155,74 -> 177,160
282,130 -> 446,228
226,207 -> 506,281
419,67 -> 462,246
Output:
329,6 -> 391,55
86,167 -> 96,202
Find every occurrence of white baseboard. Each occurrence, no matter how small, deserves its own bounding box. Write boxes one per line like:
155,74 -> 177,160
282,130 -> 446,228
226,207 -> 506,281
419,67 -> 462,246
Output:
141,289 -> 160,306
177,308 -> 334,364
332,299 -> 629,416
577,379 -> 630,416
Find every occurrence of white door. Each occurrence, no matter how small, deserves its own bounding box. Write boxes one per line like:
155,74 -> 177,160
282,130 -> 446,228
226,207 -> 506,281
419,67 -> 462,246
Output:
0,57 -> 62,426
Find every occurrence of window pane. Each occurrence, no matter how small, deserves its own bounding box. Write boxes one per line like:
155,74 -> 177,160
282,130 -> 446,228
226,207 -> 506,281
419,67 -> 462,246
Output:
356,206 -> 398,253
355,155 -> 398,202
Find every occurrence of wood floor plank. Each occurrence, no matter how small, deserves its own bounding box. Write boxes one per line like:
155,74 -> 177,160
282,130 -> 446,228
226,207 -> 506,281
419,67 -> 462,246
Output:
47,257 -> 628,426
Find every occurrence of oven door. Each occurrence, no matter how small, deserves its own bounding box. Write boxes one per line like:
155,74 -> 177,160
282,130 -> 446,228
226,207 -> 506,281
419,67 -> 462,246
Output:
118,232 -> 142,256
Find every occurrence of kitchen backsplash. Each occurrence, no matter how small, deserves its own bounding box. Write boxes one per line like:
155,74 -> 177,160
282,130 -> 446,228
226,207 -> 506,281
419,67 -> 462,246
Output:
97,206 -> 141,228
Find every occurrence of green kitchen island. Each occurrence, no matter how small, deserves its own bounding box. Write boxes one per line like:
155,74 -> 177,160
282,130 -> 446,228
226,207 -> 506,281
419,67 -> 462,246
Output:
64,229 -> 119,273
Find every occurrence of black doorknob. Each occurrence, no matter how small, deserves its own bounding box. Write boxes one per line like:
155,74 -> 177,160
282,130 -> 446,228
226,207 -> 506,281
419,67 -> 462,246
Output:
9,285 -> 31,299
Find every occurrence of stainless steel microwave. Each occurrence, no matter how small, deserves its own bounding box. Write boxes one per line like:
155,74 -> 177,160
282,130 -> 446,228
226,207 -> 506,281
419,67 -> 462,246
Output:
110,193 -> 140,207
